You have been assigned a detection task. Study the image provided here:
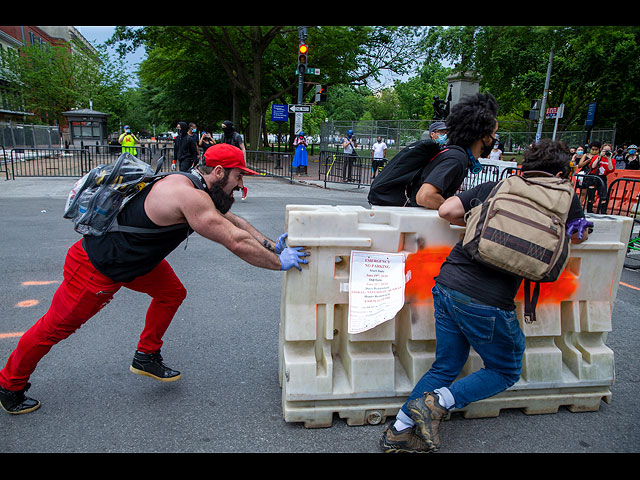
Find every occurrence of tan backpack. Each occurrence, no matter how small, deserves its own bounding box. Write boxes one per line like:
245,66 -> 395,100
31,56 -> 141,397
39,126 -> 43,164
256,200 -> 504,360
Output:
462,171 -> 575,323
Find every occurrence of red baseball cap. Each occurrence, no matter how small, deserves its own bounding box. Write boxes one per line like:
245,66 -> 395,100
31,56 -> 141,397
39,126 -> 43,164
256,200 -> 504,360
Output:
204,143 -> 258,175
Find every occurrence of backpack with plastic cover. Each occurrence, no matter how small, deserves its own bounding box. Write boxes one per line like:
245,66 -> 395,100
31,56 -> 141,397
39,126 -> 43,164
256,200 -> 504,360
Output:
64,153 -> 164,236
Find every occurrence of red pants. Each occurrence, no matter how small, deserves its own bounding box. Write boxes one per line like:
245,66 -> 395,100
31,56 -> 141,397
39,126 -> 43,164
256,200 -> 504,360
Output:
0,240 -> 186,391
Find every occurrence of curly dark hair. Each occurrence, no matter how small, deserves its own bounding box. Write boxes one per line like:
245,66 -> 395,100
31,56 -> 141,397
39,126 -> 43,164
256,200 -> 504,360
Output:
521,139 -> 571,178
445,92 -> 498,148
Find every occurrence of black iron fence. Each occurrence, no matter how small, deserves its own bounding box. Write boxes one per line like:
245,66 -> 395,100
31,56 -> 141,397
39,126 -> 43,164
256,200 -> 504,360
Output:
319,151 -> 379,187
244,150 -> 296,182
1,145 -> 173,180
1,145 -> 300,183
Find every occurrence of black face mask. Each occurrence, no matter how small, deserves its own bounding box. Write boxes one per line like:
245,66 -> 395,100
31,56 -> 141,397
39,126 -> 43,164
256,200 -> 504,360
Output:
481,136 -> 495,158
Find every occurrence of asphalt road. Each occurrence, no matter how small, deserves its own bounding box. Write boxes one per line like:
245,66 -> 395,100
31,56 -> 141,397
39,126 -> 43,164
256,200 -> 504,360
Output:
0,176 -> 638,453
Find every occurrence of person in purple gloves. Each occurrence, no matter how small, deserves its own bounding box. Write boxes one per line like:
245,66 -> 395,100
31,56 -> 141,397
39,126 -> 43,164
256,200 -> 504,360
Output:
381,139 -> 592,453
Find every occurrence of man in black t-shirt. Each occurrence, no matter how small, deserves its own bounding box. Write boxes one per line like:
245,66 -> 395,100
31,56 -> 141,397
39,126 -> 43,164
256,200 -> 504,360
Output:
408,93 -> 500,209
381,139 -> 592,453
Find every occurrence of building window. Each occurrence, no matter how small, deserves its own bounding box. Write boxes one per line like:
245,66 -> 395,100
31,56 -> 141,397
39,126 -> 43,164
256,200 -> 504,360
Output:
71,121 -> 100,138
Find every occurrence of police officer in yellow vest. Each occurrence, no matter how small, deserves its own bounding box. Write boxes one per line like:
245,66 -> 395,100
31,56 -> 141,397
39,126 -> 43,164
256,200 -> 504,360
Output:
118,125 -> 139,155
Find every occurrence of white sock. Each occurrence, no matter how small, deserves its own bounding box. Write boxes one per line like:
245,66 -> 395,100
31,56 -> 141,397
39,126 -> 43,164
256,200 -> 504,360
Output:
393,409 -> 415,431
434,387 -> 455,410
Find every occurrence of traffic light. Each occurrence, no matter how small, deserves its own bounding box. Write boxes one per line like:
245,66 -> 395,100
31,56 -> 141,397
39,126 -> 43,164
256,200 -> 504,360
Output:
297,43 -> 308,75
315,84 -> 328,103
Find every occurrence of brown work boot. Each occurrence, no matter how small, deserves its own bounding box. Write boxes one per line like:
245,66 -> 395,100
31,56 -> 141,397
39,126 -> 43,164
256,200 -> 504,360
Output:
380,423 -> 432,453
406,392 -> 448,452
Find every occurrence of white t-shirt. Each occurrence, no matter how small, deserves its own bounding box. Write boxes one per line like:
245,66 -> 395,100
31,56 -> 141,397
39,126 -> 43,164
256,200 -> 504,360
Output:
372,141 -> 387,159
489,149 -> 502,161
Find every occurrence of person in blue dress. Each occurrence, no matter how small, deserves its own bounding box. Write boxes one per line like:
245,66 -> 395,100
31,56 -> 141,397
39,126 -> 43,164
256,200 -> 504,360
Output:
292,131 -> 309,175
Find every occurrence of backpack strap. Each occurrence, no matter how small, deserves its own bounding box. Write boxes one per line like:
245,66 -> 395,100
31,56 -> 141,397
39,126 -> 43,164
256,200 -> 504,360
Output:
523,280 -> 540,324
108,170 -> 208,234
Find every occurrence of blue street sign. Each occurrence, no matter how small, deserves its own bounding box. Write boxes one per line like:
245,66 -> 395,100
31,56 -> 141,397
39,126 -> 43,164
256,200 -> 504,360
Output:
272,104 -> 289,122
585,102 -> 597,127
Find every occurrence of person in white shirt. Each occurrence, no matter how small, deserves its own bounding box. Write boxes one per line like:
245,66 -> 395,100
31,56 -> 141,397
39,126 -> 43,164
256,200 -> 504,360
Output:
489,143 -> 503,161
371,136 -> 387,177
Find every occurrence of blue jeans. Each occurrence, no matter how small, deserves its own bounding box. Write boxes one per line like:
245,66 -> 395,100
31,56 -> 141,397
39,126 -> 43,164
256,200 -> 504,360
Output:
402,283 -> 526,413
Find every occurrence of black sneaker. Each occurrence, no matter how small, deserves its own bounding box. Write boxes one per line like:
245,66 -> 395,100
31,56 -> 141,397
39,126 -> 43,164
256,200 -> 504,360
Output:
129,350 -> 181,382
380,423 -> 433,453
0,382 -> 41,415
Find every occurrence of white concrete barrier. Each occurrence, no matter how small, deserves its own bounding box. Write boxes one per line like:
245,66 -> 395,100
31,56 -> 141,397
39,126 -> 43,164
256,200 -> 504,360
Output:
278,206 -> 631,427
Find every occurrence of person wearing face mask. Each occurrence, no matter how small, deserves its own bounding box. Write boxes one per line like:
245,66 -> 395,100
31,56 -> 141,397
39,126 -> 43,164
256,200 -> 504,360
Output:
118,125 -> 139,156
429,121 -> 448,146
407,93 -> 499,210
587,142 -> 615,213
292,131 -> 309,175
173,121 -> 199,172
614,147 -> 626,169
172,122 -> 183,168
188,122 -> 200,159
342,129 -> 358,182
625,145 -> 639,170
488,138 -> 503,161
576,142 -> 599,173
571,146 -> 585,174
371,136 -> 388,178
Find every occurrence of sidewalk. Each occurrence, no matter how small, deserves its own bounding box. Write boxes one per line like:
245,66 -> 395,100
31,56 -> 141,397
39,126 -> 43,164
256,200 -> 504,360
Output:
0,176 -> 75,198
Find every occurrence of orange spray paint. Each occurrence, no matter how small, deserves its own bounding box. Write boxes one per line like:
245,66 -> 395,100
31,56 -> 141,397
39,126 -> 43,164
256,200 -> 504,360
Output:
404,247 -> 450,301
404,246 -> 578,304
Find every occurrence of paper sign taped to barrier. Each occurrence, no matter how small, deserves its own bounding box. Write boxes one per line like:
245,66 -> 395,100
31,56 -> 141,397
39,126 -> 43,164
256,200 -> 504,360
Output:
348,251 -> 406,334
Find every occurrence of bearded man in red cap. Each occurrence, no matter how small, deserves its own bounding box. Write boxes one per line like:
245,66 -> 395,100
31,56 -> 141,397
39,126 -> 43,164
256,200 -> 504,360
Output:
0,143 -> 309,415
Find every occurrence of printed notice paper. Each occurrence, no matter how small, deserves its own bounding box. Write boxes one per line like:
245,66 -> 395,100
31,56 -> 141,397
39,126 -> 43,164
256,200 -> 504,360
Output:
348,251 -> 406,334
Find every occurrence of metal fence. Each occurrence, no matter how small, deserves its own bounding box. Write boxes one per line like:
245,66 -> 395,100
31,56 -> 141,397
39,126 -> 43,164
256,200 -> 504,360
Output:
0,123 -> 61,149
1,145 -> 171,180
320,120 -> 616,156
0,145 -> 298,183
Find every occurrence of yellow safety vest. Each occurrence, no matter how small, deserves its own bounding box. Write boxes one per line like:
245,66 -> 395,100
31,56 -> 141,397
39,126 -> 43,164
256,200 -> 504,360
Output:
119,133 -> 138,155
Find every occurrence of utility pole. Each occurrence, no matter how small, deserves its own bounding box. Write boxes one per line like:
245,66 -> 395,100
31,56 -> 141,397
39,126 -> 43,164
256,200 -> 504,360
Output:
535,47 -> 554,143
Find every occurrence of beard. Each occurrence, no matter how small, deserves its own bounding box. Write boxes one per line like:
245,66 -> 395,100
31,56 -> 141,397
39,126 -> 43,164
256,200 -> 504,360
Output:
209,175 -> 236,214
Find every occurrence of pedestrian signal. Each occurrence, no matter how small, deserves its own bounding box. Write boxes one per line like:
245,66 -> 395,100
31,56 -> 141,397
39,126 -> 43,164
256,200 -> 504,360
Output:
314,84 -> 328,103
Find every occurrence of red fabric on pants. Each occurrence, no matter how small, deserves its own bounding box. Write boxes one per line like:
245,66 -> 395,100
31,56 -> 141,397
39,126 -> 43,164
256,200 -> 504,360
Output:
0,240 -> 186,391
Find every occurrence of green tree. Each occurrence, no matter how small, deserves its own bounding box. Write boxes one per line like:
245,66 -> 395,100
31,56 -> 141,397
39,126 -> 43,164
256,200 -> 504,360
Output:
108,26 -> 426,149
421,26 -> 640,143
394,61 -> 451,119
0,41 -> 127,128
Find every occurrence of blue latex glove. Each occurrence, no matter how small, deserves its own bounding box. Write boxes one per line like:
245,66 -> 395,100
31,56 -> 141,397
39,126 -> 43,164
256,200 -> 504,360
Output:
279,246 -> 309,271
275,232 -> 288,254
567,217 -> 594,240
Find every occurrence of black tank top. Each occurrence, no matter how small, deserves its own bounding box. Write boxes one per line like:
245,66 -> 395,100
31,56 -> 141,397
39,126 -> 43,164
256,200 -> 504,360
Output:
83,183 -> 193,282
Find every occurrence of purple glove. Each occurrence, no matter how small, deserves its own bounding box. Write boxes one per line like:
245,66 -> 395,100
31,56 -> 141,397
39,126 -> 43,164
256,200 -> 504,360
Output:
567,218 -> 594,240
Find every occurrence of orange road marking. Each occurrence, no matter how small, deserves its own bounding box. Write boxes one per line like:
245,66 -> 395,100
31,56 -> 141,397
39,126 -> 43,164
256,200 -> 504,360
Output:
0,332 -> 24,339
22,280 -> 58,286
15,299 -> 39,308
620,281 -> 640,291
